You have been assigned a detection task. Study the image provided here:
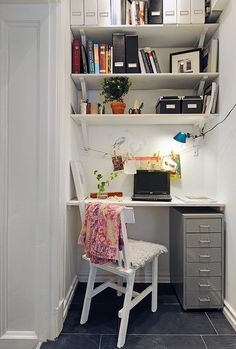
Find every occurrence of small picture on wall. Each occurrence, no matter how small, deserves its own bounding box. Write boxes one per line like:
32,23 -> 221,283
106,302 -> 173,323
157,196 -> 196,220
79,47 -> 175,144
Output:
170,49 -> 202,74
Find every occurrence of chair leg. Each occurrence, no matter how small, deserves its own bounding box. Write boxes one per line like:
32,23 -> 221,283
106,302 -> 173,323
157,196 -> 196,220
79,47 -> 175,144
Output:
117,272 -> 135,348
80,264 -> 97,324
151,256 -> 158,312
117,276 -> 123,296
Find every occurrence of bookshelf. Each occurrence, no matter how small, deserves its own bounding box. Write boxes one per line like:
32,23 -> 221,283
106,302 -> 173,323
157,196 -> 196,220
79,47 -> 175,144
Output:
71,72 -> 219,90
71,23 -> 219,48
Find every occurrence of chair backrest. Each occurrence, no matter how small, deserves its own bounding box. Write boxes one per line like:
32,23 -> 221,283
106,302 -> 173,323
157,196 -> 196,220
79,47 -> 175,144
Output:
78,202 -> 135,269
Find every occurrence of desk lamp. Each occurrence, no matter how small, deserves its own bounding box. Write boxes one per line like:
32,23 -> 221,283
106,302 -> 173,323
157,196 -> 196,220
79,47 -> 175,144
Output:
173,104 -> 236,143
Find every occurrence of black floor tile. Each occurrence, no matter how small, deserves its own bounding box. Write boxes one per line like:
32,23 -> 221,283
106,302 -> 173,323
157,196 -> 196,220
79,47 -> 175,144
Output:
203,335 -> 236,348
62,302 -> 119,334
101,335 -> 206,349
41,334 -> 100,349
127,304 -> 216,335
206,311 -> 236,335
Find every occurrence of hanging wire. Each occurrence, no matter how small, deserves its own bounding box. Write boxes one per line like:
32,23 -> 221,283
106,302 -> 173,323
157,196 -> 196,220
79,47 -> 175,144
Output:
195,103 -> 236,139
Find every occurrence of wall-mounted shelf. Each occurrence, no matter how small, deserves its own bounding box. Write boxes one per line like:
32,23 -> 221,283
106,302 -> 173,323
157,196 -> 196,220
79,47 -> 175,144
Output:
71,23 -> 219,48
71,113 -> 218,150
72,114 -> 216,126
71,73 -> 219,91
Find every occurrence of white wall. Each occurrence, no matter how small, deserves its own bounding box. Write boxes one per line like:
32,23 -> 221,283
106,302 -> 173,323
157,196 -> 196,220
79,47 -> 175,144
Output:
215,0 -> 236,327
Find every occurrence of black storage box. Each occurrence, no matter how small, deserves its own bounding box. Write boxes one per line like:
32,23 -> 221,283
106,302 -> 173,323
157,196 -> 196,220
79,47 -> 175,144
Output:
156,96 -> 181,114
182,96 -> 203,114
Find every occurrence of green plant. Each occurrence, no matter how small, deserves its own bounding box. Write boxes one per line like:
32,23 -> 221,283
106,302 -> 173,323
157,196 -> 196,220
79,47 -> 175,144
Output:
101,77 -> 131,104
93,170 -> 119,193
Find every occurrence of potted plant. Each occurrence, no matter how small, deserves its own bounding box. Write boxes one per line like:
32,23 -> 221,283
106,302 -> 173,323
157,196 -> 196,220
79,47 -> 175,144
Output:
93,169 -> 119,198
101,77 -> 131,114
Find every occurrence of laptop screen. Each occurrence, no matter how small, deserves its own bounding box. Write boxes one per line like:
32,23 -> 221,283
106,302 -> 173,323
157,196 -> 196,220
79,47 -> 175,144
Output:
133,170 -> 170,195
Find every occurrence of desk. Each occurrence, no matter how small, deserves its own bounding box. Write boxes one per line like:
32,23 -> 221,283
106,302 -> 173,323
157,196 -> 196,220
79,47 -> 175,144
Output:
67,196 -> 225,209
68,197 -> 225,309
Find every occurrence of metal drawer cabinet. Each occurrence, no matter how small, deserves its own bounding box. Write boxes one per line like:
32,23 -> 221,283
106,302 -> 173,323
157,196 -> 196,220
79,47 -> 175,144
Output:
170,207 -> 224,310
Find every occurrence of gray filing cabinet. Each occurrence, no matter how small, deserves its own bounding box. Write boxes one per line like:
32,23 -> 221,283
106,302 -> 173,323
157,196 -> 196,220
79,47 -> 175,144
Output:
170,207 -> 224,310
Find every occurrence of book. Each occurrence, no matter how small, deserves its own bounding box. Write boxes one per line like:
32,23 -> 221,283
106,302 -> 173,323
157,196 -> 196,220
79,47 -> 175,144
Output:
99,44 -> 106,74
140,49 -> 150,73
204,82 -> 218,114
94,43 -> 100,74
81,45 -> 88,74
87,40 -> 95,74
139,1 -> 145,25
202,39 -> 218,73
72,39 -> 81,74
151,50 -> 161,73
145,49 -> 157,73
138,49 -> 146,73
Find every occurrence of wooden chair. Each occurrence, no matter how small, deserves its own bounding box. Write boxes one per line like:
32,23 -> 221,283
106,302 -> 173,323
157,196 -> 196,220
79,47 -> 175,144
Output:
79,203 -> 167,348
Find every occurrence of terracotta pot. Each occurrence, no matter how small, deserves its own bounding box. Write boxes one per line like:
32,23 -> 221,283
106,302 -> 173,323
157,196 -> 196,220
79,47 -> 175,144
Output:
111,101 -> 126,114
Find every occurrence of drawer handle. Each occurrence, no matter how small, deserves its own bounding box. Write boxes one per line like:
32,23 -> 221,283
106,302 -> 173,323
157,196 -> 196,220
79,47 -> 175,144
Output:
199,254 -> 210,258
199,225 -> 210,228
199,240 -> 211,243
199,269 -> 211,273
199,297 -> 210,302
199,283 -> 211,287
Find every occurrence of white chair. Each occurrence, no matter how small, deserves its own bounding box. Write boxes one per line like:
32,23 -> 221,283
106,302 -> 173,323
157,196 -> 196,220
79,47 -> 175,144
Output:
79,203 -> 167,348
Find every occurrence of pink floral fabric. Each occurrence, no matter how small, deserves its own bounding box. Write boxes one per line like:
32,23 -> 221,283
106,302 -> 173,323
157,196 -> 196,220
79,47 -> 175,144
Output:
78,202 -> 124,264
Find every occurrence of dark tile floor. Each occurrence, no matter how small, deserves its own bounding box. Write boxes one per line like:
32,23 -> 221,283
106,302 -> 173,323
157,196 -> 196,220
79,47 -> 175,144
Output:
41,283 -> 236,349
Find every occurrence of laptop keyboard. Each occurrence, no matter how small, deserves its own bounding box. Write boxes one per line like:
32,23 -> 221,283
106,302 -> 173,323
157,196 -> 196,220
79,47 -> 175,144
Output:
132,195 -> 172,201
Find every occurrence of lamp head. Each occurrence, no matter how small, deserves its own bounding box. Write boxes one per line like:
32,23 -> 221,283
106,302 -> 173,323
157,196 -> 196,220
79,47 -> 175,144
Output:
173,132 -> 192,143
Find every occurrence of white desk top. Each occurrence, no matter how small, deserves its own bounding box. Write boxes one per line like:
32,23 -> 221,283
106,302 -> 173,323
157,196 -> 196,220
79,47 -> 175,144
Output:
67,196 -> 225,208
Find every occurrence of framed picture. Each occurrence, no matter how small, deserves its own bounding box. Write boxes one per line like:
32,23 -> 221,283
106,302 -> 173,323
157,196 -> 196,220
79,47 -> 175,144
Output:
170,49 -> 202,74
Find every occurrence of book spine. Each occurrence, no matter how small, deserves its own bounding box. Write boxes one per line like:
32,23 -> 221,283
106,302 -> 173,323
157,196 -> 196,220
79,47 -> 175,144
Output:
144,1 -> 148,24
94,43 -> 100,74
105,44 -> 109,73
139,1 -> 145,25
135,1 -> 140,25
140,49 -> 150,73
81,45 -> 88,74
147,51 -> 157,73
87,40 -> 95,74
144,51 -> 153,73
99,44 -> 106,74
138,49 -> 146,73
72,39 -> 81,74
151,50 -> 161,73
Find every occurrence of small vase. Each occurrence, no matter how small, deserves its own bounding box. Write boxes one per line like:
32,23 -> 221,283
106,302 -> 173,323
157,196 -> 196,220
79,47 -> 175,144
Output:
97,192 -> 108,199
111,101 -> 126,114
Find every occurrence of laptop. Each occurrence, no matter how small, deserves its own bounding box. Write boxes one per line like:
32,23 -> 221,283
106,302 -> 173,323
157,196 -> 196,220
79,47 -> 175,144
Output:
131,170 -> 172,202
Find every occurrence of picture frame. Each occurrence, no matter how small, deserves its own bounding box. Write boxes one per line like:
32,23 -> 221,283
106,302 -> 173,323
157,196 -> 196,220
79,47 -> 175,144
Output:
170,49 -> 202,74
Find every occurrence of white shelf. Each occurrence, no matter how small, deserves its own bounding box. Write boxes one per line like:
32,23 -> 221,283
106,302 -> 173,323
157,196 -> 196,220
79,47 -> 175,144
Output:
71,114 -> 217,126
71,23 -> 219,48
71,73 -> 219,91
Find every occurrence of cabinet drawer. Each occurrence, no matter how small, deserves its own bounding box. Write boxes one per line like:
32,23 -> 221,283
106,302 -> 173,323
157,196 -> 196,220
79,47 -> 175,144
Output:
186,277 -> 222,292
186,233 -> 222,248
186,248 -> 221,263
185,218 -> 222,233
186,263 -> 222,277
186,291 -> 223,308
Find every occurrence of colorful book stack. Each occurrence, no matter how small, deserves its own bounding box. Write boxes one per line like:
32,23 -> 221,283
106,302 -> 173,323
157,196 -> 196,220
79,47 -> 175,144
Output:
72,39 -> 113,74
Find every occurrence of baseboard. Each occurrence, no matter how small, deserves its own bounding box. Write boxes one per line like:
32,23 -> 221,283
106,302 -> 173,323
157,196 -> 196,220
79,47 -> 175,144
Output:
0,337 -> 38,349
224,301 -> 236,331
1,331 -> 38,340
78,273 -> 170,283
63,275 -> 79,320
35,343 -> 42,349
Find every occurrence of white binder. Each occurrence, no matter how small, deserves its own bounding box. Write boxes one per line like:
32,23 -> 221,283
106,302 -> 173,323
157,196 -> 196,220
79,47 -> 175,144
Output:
98,0 -> 111,26
163,0 -> 177,24
177,0 -> 190,24
71,0 -> 84,26
84,0 -> 98,25
190,0 -> 205,23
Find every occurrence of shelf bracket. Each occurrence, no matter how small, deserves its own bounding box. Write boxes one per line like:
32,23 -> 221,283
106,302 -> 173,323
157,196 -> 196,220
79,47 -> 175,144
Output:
81,117 -> 89,151
198,27 -> 208,48
196,77 -> 207,95
79,28 -> 86,47
79,76 -> 87,101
